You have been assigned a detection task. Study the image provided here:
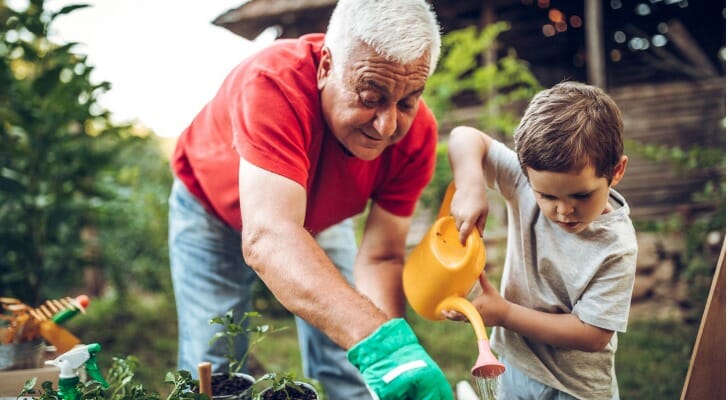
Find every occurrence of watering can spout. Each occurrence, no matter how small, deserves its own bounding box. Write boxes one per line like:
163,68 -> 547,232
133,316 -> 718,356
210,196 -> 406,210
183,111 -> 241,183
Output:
472,339 -> 505,378
437,296 -> 505,379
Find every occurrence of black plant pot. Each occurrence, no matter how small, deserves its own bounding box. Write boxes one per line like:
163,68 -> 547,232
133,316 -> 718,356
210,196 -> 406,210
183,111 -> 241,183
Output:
255,381 -> 319,400
210,372 -> 256,400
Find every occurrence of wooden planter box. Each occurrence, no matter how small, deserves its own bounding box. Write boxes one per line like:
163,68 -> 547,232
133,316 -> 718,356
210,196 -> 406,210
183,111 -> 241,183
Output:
0,366 -> 59,398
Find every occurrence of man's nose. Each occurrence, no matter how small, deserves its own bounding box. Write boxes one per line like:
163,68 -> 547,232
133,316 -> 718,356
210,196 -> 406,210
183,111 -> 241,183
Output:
373,105 -> 397,138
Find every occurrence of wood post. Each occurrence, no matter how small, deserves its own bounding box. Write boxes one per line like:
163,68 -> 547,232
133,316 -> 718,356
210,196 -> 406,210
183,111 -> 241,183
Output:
585,0 -> 606,88
681,240 -> 726,399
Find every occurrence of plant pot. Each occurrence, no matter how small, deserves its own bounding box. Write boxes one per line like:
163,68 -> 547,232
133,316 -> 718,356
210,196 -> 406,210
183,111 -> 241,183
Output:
255,381 -> 319,400
0,339 -> 45,371
210,372 -> 256,400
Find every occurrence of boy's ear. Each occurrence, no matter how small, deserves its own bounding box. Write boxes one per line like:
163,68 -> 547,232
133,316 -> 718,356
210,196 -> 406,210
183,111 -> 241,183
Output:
610,155 -> 628,187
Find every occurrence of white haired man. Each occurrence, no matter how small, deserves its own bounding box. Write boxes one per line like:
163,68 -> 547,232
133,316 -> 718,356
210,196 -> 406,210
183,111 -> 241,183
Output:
169,0 -> 452,398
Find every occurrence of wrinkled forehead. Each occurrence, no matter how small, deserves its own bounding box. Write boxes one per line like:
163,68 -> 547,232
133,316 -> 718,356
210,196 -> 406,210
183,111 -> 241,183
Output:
341,42 -> 430,96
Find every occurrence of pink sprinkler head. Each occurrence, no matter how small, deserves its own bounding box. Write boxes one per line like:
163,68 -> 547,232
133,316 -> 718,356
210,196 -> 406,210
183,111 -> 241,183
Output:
471,339 -> 506,378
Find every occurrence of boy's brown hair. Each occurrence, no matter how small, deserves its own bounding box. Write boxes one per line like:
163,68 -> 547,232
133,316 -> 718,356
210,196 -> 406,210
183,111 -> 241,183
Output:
514,81 -> 624,183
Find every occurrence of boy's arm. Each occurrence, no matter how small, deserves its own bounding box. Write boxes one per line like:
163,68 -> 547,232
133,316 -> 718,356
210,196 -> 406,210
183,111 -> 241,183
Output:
472,274 -> 615,352
448,126 -> 493,244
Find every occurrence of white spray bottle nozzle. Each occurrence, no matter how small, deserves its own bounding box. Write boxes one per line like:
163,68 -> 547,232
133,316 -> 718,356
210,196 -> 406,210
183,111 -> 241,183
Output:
45,344 -> 91,379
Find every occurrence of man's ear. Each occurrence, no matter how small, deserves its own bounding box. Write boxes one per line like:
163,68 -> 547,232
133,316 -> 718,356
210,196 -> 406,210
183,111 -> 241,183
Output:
610,155 -> 628,187
317,46 -> 333,90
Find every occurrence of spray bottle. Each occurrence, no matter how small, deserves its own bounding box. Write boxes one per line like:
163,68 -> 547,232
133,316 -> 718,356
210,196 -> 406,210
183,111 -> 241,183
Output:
44,343 -> 109,400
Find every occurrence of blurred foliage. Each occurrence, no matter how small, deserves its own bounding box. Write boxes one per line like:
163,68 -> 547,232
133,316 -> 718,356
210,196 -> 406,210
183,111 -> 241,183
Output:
95,133 -> 173,298
418,142 -> 451,212
0,0 -> 172,304
420,23 -> 541,210
627,136 -> 725,322
424,22 -> 542,138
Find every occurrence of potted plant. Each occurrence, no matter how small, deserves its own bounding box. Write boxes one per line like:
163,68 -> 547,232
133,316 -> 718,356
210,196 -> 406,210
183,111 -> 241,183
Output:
205,310 -> 285,400
15,310 -> 307,400
252,373 -> 319,400
18,355 -> 202,400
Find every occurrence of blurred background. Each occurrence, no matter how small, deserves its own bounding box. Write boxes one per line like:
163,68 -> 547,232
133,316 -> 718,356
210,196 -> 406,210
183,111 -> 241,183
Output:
1,0 -> 725,399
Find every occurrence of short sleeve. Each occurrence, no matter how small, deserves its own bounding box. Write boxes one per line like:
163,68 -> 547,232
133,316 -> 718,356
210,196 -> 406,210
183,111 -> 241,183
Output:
231,73 -> 311,189
573,244 -> 637,332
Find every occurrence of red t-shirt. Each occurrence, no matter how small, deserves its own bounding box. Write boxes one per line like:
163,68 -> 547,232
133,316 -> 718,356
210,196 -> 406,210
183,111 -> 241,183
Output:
171,34 -> 438,235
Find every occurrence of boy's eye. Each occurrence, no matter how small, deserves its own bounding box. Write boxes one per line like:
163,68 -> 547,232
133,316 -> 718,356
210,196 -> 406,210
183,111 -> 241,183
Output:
539,193 -> 557,200
573,193 -> 592,200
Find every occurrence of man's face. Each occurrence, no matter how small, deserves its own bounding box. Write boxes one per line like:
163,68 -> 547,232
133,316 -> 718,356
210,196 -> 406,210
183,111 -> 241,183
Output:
317,42 -> 430,160
527,164 -> 614,234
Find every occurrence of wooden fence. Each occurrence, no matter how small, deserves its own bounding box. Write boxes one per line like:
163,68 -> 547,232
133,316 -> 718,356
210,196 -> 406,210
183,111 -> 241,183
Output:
438,78 -> 725,222
611,78 -> 725,220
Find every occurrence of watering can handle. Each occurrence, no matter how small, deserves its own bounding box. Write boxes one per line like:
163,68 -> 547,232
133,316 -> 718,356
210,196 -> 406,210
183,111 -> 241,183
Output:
436,182 -> 456,219
437,183 -> 483,239
436,296 -> 489,341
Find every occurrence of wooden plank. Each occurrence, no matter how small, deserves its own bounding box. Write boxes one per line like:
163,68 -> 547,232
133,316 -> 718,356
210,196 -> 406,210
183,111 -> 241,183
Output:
681,240 -> 726,400
585,0 -> 606,88
666,20 -> 721,78
609,78 -> 725,99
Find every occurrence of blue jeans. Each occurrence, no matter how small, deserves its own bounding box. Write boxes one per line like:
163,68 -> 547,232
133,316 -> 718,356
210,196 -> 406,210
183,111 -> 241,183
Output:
168,179 -> 371,399
498,357 -> 620,400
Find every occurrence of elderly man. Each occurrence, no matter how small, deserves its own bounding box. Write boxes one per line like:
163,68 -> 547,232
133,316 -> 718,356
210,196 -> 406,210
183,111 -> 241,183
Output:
168,0 -> 451,398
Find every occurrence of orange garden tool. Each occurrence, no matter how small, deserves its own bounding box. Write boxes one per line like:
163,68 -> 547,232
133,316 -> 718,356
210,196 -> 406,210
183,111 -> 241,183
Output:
29,296 -> 89,353
403,183 -> 505,378
1,295 -> 89,353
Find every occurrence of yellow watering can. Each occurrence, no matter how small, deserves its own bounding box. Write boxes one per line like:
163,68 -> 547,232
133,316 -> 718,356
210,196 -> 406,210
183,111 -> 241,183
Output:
403,182 -> 505,378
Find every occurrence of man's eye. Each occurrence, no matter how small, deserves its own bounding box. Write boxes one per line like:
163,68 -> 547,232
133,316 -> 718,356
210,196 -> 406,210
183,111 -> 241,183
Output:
398,100 -> 416,111
360,92 -> 381,108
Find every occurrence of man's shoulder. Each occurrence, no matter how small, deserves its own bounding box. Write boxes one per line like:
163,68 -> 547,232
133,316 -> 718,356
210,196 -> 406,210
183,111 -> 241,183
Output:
226,34 -> 323,86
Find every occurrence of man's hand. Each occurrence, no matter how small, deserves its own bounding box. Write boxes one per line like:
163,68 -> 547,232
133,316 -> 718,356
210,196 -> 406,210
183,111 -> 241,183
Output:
347,318 -> 453,400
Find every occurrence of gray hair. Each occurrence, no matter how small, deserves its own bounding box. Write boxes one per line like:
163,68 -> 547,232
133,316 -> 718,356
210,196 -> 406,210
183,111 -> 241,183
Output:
324,0 -> 441,76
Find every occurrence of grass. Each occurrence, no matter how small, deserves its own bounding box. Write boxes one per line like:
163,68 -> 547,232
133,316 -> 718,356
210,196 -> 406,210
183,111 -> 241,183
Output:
65,291 -> 179,394
63,292 -> 700,400
251,310 -> 701,399
616,319 -> 698,399
59,259 -> 701,400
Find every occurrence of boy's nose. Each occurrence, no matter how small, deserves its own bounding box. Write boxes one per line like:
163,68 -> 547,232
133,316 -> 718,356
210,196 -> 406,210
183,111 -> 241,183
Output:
557,202 -> 574,216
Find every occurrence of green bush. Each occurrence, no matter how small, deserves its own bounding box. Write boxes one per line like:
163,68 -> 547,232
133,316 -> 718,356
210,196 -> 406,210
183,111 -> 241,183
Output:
0,0 -> 122,303
424,22 -> 542,137
0,0 -> 173,304
419,23 -> 541,214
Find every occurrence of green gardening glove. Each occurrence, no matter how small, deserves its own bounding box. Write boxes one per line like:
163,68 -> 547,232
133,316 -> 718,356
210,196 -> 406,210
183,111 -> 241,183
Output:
347,318 -> 453,400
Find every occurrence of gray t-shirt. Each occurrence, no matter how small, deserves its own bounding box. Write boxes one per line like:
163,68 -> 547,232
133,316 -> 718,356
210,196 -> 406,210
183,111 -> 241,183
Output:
486,140 -> 637,399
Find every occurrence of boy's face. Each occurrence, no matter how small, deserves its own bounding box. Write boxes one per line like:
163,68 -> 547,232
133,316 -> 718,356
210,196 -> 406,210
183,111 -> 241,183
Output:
527,157 -> 627,234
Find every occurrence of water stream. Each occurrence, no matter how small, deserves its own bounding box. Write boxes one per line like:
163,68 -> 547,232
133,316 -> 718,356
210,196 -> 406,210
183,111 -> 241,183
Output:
474,376 -> 499,400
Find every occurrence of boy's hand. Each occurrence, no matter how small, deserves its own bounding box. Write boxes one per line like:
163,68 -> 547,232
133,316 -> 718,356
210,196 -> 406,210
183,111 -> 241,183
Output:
348,318 -> 453,400
471,272 -> 510,327
442,272 -> 509,328
450,185 -> 489,244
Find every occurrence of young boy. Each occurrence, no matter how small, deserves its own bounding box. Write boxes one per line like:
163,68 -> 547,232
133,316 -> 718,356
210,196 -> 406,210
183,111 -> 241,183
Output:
446,81 -> 637,399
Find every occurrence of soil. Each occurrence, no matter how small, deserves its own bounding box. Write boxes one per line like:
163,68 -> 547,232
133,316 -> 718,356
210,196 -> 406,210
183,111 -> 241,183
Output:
258,384 -> 318,400
210,373 -> 253,396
